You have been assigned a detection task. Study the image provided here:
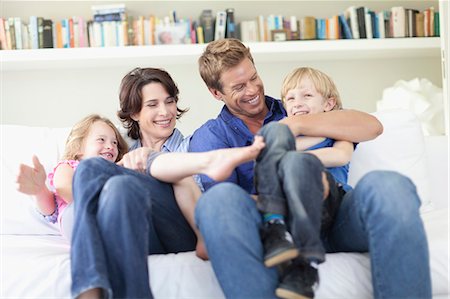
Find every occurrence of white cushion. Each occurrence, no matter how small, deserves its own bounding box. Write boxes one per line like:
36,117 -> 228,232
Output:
348,109 -> 432,212
1,125 -> 71,235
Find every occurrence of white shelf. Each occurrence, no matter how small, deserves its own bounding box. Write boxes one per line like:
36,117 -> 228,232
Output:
1,37 -> 440,71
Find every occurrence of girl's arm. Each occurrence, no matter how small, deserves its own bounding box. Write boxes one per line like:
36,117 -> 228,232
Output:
52,163 -> 75,204
16,155 -> 55,215
280,109 -> 383,142
305,140 -> 354,168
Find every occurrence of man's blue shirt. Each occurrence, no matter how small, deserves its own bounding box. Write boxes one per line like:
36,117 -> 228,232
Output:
189,96 -> 352,193
189,96 -> 286,194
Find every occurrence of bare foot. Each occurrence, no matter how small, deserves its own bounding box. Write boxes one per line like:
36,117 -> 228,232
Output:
203,136 -> 265,181
195,239 -> 209,260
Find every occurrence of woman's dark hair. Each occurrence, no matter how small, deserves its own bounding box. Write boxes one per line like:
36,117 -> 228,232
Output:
117,67 -> 188,140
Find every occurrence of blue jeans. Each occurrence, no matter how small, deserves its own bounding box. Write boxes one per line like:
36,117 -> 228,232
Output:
196,169 -> 431,299
255,122 -> 326,262
71,157 -> 196,299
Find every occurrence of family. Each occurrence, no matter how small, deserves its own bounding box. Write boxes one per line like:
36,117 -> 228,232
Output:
16,38 -> 431,299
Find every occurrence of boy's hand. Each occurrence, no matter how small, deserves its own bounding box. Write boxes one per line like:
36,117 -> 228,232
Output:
16,155 -> 47,195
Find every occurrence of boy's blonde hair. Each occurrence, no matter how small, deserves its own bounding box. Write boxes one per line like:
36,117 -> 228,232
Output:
198,38 -> 254,92
62,114 -> 128,161
281,67 -> 343,110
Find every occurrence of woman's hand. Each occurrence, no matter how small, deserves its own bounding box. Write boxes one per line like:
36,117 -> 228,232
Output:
117,147 -> 154,173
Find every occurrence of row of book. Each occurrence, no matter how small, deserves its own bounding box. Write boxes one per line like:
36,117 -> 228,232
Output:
242,6 -> 440,42
0,5 -> 439,50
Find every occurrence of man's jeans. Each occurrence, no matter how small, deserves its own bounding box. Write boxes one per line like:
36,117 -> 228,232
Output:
255,122 -> 326,262
196,154 -> 431,299
71,157 -> 196,299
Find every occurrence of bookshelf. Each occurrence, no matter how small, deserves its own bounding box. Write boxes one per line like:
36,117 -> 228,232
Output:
1,38 -> 441,71
1,0 -> 447,137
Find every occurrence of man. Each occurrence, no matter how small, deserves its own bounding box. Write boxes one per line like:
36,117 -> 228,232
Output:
189,38 -> 431,299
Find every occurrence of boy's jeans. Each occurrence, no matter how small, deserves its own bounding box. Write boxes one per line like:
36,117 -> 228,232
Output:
196,125 -> 431,299
255,122 -> 326,262
71,157 -> 196,299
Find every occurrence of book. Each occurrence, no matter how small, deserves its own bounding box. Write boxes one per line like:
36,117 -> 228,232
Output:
42,19 -> 53,48
0,18 -> 9,50
239,20 -> 258,42
289,16 -> 299,40
377,12 -> 385,38
338,14 -> 352,39
434,12 -> 439,37
200,9 -> 214,43
225,8 -> 236,38
365,11 -> 373,39
346,6 -> 359,39
356,7 -> 366,38
14,17 -> 22,50
316,18 -> 326,40
327,15 -> 339,39
300,16 -> 316,40
91,3 -> 126,15
391,7 -> 406,38
214,10 -> 226,40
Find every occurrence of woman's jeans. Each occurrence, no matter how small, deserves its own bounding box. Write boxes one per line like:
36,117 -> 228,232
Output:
195,124 -> 431,299
254,122 -> 326,262
71,157 -> 196,299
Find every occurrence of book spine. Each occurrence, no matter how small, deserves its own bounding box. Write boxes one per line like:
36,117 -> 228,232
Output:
42,19 -> 53,48
338,14 -> 352,39
226,8 -> 236,38
214,11 -> 226,40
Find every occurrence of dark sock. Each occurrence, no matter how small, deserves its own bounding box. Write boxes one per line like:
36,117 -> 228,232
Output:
263,213 -> 285,225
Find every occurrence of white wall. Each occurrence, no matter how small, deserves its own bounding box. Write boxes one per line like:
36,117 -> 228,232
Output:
1,58 -> 442,136
1,0 -> 443,136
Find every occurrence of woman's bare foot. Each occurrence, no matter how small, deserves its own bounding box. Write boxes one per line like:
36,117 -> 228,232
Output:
203,136 -> 265,181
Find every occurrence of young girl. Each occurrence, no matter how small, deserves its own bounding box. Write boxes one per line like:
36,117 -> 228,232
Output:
16,114 -> 129,240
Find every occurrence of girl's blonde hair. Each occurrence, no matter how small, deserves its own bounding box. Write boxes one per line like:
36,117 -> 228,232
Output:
281,67 -> 343,110
62,114 -> 128,161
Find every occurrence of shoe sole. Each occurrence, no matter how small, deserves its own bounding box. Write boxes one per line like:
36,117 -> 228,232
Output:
276,288 -> 312,299
264,248 -> 299,267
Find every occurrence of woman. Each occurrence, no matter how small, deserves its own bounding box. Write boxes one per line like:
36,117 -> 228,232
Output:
71,68 -> 197,299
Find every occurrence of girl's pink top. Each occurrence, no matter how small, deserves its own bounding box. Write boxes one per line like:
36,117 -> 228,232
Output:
46,160 -> 79,229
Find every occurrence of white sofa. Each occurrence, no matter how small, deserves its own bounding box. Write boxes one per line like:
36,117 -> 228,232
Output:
1,110 -> 448,298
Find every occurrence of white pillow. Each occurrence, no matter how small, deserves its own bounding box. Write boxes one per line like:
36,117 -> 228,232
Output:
1,125 -> 71,235
348,109 -> 433,212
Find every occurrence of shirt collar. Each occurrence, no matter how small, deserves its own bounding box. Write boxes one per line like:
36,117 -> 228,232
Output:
130,128 -> 185,153
219,95 -> 286,124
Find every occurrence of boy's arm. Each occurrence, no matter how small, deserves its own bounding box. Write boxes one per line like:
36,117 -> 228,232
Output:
295,136 -> 326,151
305,140 -> 354,168
280,109 -> 383,142
16,155 -> 55,215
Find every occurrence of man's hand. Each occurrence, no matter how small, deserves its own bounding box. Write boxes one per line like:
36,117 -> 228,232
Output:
16,155 -> 47,195
117,147 -> 154,173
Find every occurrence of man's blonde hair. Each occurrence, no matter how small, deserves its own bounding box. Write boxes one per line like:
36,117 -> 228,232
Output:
281,67 -> 343,110
62,114 -> 128,161
198,38 -> 254,92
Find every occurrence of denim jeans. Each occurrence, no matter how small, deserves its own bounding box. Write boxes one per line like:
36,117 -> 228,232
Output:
71,157 -> 196,299
196,165 -> 431,299
255,122 -> 326,262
